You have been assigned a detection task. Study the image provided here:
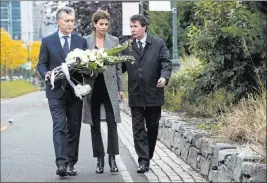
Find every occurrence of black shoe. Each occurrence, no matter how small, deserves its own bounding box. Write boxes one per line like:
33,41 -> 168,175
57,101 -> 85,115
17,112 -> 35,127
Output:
67,164 -> 77,176
109,155 -> 119,172
96,157 -> 104,174
56,164 -> 67,177
137,164 -> 149,173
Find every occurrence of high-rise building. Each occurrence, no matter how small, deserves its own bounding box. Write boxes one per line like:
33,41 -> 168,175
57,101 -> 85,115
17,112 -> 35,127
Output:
0,1 -> 22,40
21,1 -> 33,42
1,1 -> 57,41
32,1 -> 50,40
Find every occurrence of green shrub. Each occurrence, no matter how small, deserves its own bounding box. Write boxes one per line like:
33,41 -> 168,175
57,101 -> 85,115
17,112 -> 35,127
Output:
165,55 -> 233,118
196,122 -> 222,132
185,89 -> 233,117
187,1 -> 267,101
164,90 -> 184,111
164,55 -> 202,113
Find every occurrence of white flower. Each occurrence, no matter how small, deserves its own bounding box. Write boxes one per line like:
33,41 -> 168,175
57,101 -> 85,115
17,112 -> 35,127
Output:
89,55 -> 97,62
95,59 -> 104,67
102,52 -> 108,58
97,48 -> 105,53
80,55 -> 89,64
65,48 -> 87,65
75,84 -> 91,97
92,49 -> 98,55
65,58 -> 76,64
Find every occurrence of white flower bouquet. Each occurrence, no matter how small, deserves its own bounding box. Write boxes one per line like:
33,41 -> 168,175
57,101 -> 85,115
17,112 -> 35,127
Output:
47,39 -> 134,99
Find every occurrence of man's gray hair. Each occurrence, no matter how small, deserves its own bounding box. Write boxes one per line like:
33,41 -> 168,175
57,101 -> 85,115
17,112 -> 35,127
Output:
56,6 -> 75,20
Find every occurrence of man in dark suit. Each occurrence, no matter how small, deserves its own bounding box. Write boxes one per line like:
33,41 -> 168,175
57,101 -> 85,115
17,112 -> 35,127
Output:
122,14 -> 172,173
37,7 -> 87,177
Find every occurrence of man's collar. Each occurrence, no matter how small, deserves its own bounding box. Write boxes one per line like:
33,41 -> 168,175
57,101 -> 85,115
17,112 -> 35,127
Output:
136,33 -> 147,44
58,30 -> 72,39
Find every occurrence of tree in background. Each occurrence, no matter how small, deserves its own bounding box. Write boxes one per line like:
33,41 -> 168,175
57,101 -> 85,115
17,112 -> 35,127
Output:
44,1 -> 125,40
29,41 -> 41,69
69,1 -> 122,38
145,1 -> 196,57
147,10 -> 172,53
0,29 -> 27,80
7,40 -> 27,79
0,28 -> 12,78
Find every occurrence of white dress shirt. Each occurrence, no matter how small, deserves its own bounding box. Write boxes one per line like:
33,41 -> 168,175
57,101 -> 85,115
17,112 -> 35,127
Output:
58,31 -> 71,49
136,33 -> 147,48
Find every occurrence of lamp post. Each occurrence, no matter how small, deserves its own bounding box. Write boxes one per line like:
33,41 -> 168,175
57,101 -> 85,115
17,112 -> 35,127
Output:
140,0 -> 144,15
24,41 -> 31,81
171,0 -> 179,71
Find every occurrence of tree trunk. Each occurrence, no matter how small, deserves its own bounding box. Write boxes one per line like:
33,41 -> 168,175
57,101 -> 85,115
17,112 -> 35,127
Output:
4,58 -> 7,78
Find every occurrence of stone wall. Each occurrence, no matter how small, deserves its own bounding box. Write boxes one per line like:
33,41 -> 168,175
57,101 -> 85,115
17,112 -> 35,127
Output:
120,102 -> 266,182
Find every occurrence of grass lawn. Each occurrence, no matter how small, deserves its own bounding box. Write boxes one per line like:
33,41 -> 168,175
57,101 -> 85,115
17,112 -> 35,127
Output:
1,80 -> 38,99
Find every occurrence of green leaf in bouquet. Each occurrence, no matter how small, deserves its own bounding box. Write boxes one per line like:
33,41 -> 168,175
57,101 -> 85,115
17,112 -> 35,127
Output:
106,55 -> 135,65
106,40 -> 133,56
88,62 -> 98,70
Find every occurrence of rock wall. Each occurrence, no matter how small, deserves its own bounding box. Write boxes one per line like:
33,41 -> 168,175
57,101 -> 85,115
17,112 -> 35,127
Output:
120,102 -> 266,182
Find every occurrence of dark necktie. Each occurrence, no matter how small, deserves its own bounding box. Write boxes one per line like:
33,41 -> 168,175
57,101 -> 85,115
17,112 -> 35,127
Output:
137,41 -> 144,55
62,36 -> 70,56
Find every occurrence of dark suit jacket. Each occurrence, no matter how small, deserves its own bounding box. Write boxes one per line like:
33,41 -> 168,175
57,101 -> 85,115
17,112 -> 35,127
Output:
122,33 -> 172,107
37,31 -> 87,98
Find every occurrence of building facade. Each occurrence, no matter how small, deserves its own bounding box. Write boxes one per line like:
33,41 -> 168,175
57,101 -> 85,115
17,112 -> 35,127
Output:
0,1 -> 22,40
32,1 -> 50,40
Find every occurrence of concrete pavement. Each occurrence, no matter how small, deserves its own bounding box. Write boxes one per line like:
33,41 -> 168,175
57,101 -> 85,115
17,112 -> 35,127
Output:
1,91 -> 205,182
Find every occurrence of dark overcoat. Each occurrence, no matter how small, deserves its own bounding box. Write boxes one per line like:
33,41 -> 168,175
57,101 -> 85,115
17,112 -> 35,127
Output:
122,34 -> 172,107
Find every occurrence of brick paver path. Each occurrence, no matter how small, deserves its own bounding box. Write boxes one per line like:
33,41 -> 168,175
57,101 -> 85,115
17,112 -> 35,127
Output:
118,112 -> 207,182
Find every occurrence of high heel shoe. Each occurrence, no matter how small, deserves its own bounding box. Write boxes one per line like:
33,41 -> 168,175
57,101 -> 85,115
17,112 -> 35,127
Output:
96,157 -> 104,174
109,155 -> 119,172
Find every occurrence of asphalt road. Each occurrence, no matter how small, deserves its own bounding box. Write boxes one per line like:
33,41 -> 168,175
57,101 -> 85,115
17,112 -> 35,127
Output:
1,91 -> 148,182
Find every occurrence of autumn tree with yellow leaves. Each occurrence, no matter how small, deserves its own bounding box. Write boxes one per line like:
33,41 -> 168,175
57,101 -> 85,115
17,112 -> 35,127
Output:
1,28 -> 27,78
1,28 -> 12,77
1,28 -> 41,79
29,41 -> 41,69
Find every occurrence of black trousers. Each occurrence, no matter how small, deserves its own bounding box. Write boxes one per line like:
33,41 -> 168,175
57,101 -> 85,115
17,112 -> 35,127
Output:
48,88 -> 82,167
90,75 -> 119,157
130,106 -> 161,166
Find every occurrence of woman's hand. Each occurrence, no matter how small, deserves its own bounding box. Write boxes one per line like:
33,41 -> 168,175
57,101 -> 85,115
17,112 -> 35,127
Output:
119,91 -> 124,102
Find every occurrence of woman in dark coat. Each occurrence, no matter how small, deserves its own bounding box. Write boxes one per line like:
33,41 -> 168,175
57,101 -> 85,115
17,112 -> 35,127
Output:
82,10 -> 124,174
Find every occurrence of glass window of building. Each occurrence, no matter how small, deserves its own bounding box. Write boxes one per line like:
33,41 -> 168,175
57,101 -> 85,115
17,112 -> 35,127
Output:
11,1 -> 20,8
12,8 -> 20,19
0,8 -> 9,19
12,21 -> 21,32
12,32 -> 21,40
1,21 -> 9,31
0,1 -> 9,8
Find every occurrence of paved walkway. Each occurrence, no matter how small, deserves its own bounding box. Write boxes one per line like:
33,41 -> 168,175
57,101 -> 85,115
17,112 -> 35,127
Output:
118,112 -> 207,182
1,91 -> 206,182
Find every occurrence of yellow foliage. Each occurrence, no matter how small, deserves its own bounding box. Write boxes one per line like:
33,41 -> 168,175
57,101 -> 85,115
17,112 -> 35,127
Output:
0,28 -> 12,66
0,28 -> 27,71
9,40 -> 28,68
29,41 -> 41,69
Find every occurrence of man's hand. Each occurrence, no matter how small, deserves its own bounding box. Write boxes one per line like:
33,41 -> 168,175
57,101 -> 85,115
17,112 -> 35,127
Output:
45,71 -> 51,81
156,77 -> 166,88
119,91 -> 124,102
